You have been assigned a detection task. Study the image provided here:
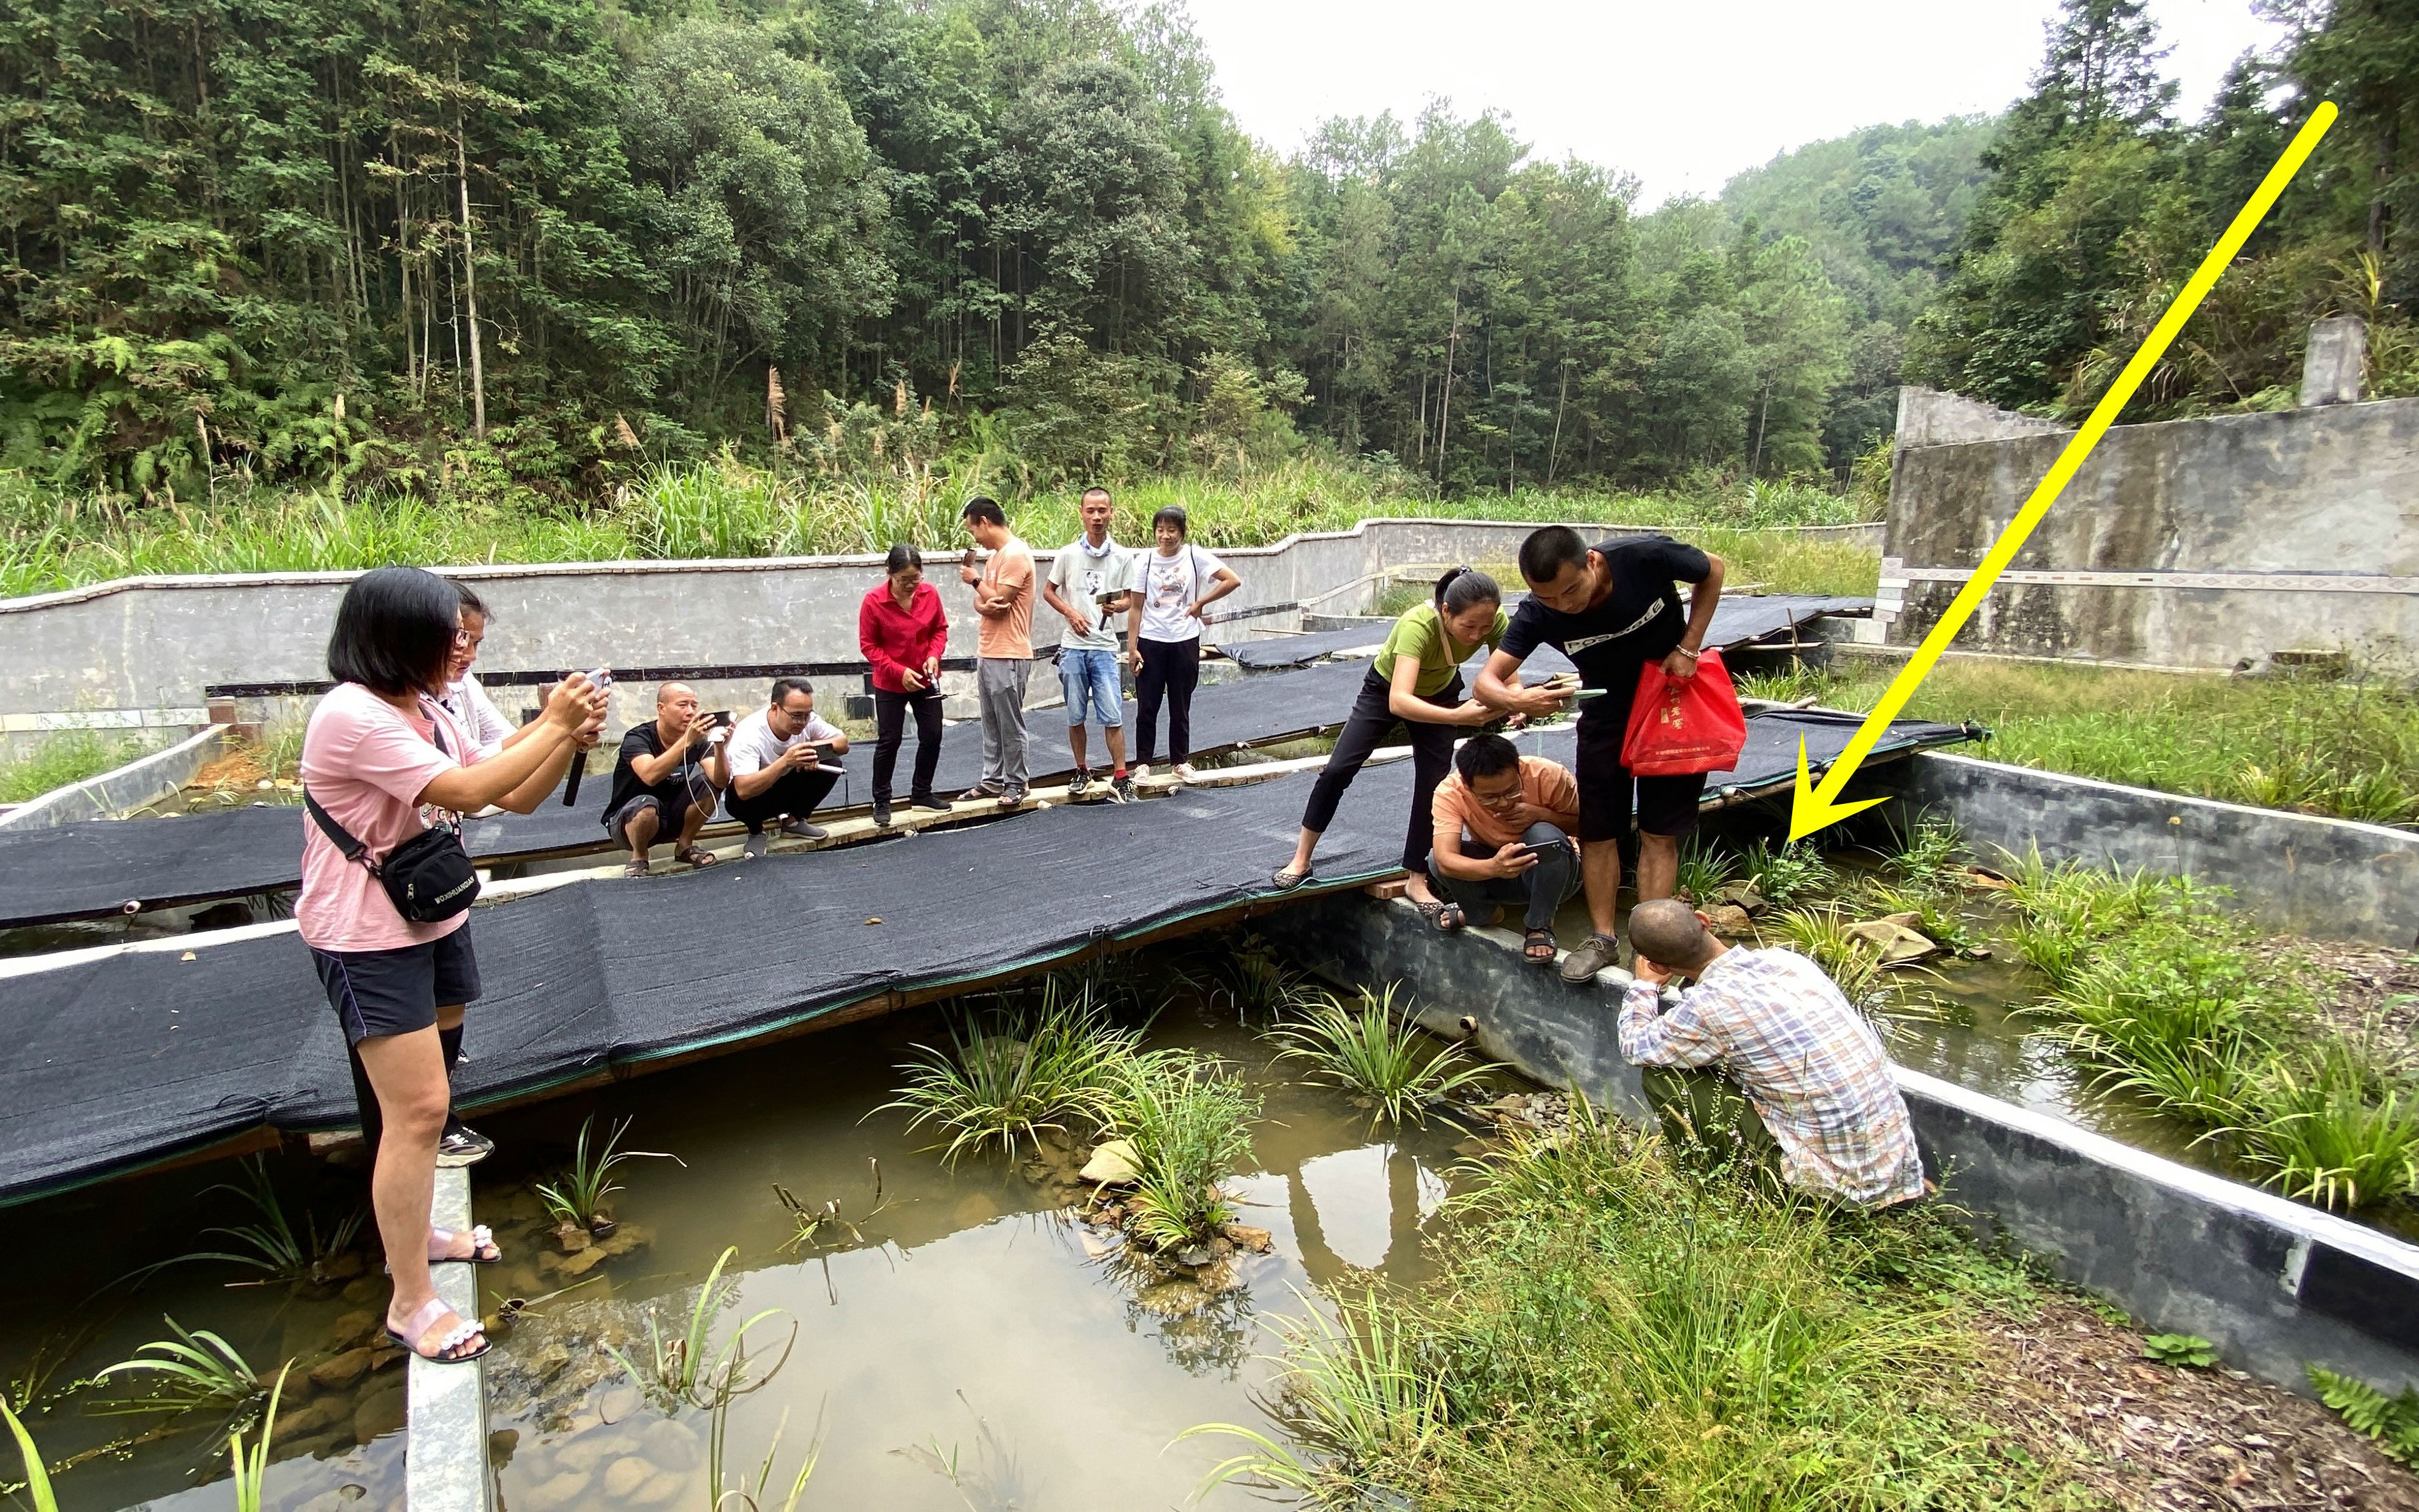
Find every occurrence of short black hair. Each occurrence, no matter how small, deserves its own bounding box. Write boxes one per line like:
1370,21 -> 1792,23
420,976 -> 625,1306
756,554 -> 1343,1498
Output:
1151,504 -> 1188,537
453,580 -> 490,621
961,495 -> 1006,527
1518,525 -> 1588,585
884,543 -> 923,575
1081,485 -> 1112,502
771,677 -> 813,707
327,566 -> 459,697
1454,733 -> 1522,783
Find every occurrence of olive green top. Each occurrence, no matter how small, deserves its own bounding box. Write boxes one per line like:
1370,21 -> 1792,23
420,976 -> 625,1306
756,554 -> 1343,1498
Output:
1374,603 -> 1508,698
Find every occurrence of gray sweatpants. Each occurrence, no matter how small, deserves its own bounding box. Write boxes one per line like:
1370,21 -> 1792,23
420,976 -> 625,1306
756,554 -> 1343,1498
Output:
977,657 -> 1029,795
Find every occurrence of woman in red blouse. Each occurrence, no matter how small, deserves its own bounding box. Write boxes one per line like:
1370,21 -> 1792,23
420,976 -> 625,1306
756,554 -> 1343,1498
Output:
859,543 -> 951,826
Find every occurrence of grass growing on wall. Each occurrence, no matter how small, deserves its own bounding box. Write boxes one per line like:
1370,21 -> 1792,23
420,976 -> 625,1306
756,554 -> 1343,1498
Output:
0,731 -> 151,805
0,459 -> 1874,598
1742,659 -> 2419,827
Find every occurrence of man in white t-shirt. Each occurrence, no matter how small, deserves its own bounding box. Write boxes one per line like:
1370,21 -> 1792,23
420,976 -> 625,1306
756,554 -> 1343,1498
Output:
1041,487 -> 1139,801
725,677 -> 850,857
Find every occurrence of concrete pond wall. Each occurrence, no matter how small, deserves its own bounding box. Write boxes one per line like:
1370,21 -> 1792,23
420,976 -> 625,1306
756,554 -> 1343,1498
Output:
1877,387 -> 2419,673
0,517 -> 1883,732
1258,891 -> 2419,1400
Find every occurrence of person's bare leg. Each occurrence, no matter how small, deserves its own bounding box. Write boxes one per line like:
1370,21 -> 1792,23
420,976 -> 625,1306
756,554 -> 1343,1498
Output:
1403,868 -> 1438,906
1067,723 -> 1089,771
623,807 -> 660,865
353,1028 -> 477,1353
1104,725 -> 1125,769
1635,833 -> 1680,903
677,801 -> 711,850
1580,837 -> 1624,939
1280,827 -> 1320,881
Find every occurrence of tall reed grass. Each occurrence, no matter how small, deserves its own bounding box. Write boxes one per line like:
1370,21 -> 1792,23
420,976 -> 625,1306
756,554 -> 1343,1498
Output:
1266,985 -> 1495,1127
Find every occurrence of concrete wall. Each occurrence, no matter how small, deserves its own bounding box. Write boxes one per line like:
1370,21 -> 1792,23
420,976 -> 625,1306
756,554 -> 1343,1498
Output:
0,724 -> 224,828
1878,387 -> 2419,672
1260,892 -> 2419,1399
1874,751 -> 2419,949
0,517 -> 1878,724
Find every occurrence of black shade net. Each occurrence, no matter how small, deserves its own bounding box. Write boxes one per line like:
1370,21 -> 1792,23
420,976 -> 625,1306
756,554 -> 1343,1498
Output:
0,707 -> 1970,1205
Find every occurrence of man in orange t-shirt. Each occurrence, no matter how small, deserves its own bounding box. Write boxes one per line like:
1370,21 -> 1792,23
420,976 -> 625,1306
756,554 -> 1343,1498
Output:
1430,733 -> 1583,965
959,495 -> 1035,806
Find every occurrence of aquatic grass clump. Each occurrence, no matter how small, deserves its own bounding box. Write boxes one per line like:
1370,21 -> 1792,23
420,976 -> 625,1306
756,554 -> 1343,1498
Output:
1266,985 -> 1495,1128
605,1246 -> 803,1505
1107,1056 -> 1262,1251
1193,1102 -> 2034,1509
880,981 -> 1153,1163
2006,858 -> 2419,1211
225,1367 -> 288,1512
1761,905 -> 1892,1011
1738,837 -> 1836,907
91,1319 -> 267,1428
534,1115 -> 680,1231
1674,838 -> 1740,906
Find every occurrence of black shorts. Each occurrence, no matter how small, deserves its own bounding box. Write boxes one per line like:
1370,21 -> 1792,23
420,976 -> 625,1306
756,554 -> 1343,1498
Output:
605,790 -> 697,839
311,927 -> 482,1045
1574,714 -> 1707,842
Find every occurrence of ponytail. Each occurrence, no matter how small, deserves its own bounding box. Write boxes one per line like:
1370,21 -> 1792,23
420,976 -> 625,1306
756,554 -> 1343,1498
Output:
1433,565 -> 1502,617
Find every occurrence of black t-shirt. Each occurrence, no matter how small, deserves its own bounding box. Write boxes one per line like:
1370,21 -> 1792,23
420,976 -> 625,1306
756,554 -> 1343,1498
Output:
1498,534 -> 1713,722
604,721 -> 707,817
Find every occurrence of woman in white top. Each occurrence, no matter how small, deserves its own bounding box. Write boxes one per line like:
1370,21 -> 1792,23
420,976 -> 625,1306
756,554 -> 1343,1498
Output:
1125,505 -> 1240,781
299,567 -> 605,1363
439,583 -> 515,760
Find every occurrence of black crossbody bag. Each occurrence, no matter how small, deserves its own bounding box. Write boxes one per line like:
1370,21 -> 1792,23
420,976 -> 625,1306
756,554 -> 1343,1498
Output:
304,709 -> 482,923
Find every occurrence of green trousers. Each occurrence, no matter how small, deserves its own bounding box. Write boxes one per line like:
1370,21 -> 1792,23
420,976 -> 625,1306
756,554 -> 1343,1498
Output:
1640,1065 -> 1784,1195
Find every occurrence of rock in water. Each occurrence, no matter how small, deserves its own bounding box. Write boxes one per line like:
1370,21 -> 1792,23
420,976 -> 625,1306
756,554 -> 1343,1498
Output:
601,1457 -> 654,1499
521,1471 -> 591,1512
640,1416 -> 702,1472
1703,903 -> 1754,936
1842,917 -> 1942,965
351,1381 -> 407,1444
309,1347 -> 375,1389
1079,1138 -> 1142,1185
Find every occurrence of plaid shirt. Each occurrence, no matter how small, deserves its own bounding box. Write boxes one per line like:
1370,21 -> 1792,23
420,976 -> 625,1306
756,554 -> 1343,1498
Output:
1619,946 -> 1924,1207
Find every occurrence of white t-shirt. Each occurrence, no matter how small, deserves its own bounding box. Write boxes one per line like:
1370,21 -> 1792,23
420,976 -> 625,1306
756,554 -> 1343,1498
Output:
440,673 -> 513,759
725,706 -> 844,777
1047,535 -> 1138,651
1137,544 -> 1227,643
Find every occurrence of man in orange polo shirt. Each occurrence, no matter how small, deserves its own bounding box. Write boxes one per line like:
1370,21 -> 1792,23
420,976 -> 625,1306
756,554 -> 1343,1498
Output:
1428,733 -> 1583,966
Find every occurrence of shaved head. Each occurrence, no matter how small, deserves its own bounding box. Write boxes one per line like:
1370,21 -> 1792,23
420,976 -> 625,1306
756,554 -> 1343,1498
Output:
656,682 -> 694,707
1629,899 -> 1717,973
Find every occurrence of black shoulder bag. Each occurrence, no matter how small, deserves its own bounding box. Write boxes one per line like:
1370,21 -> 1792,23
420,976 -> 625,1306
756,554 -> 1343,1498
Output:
304,712 -> 483,923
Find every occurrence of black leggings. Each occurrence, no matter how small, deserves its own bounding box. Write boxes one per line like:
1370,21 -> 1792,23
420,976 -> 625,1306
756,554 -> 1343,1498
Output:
1135,637 -> 1200,764
873,687 -> 944,803
1300,668 -> 1463,875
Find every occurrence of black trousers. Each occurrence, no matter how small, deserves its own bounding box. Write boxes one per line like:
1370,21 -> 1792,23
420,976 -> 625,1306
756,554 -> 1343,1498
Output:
1300,667 -> 1463,875
723,766 -> 838,833
1135,637 -> 1200,765
873,687 -> 944,803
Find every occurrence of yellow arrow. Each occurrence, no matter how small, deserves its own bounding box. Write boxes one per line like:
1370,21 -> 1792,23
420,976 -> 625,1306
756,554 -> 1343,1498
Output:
1788,101 -> 2339,843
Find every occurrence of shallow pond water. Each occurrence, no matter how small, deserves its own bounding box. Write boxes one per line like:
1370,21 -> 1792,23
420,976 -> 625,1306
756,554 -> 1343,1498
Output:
1,974 -> 1480,1511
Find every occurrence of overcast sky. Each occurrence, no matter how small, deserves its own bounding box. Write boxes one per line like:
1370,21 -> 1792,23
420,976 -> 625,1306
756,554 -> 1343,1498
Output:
1181,0 -> 2288,205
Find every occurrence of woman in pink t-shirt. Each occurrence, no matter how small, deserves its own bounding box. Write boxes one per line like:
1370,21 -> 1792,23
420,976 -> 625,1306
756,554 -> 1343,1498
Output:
299,567 -> 605,1363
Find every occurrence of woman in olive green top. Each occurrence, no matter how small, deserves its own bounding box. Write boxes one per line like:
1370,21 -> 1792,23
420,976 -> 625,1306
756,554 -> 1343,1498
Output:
1270,567 -> 1525,914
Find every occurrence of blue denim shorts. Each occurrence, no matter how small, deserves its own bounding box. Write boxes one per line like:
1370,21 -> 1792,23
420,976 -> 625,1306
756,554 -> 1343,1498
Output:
1059,647 -> 1125,727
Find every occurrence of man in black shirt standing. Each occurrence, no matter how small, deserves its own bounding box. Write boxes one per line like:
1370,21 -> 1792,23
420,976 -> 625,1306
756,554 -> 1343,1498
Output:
602,682 -> 732,875
1476,527 -> 1725,983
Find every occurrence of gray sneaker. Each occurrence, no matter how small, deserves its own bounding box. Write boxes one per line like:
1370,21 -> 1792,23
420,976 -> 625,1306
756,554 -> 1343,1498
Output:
742,832 -> 769,859
1559,933 -> 1622,984
435,1119 -> 493,1168
777,820 -> 827,841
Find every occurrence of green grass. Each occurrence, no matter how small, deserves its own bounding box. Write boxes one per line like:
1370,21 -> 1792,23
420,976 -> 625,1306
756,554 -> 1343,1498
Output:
1267,985 -> 1497,1128
0,457 -> 1878,598
2005,857 -> 2419,1211
1105,1054 -> 1262,1252
1758,659 -> 2419,827
879,977 -> 1156,1163
0,729 -> 150,804
1191,1103 -> 2080,1510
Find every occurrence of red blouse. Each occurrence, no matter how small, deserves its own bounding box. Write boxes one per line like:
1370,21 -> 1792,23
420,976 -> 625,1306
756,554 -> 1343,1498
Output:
859,580 -> 949,693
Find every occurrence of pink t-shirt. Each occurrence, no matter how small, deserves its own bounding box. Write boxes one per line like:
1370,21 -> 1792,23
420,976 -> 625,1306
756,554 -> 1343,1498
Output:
297,683 -> 480,953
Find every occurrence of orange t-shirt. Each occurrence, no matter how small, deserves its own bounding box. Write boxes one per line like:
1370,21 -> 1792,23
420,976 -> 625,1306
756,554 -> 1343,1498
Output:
1432,755 -> 1582,858
975,535 -> 1035,660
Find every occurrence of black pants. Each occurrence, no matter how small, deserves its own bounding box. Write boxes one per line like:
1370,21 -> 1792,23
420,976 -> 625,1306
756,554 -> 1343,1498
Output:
1135,637 -> 1200,765
873,688 -> 944,804
1432,821 -> 1582,929
1300,668 -> 1462,875
724,767 -> 838,833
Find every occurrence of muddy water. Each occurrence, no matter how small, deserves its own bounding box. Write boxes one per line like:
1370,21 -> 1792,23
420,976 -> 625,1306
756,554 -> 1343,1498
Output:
1,981 -> 1476,1511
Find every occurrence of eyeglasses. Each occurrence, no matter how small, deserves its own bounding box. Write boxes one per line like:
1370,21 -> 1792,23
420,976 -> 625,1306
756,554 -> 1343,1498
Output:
452,629 -> 473,648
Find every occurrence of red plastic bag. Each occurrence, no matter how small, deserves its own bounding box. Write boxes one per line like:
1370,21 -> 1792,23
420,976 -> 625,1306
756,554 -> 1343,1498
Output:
1621,647 -> 1748,776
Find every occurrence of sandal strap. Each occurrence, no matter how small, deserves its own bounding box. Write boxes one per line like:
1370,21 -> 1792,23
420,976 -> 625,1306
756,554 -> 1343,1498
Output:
392,1296 -> 483,1357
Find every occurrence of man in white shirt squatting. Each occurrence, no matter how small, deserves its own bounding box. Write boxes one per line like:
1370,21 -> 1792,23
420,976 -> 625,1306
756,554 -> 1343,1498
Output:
725,678 -> 851,857
1618,898 -> 1926,1208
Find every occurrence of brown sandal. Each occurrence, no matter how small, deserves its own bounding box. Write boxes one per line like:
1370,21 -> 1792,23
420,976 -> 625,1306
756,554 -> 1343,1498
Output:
675,845 -> 719,869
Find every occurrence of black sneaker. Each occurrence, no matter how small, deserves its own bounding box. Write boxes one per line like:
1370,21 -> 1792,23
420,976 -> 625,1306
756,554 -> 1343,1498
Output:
909,793 -> 953,812
873,803 -> 893,827
1107,775 -> 1135,803
435,1118 -> 493,1168
1067,769 -> 1093,799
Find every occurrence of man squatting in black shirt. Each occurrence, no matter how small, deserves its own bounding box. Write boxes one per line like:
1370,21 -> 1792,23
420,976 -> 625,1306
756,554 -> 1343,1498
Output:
1475,527 -> 1725,983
